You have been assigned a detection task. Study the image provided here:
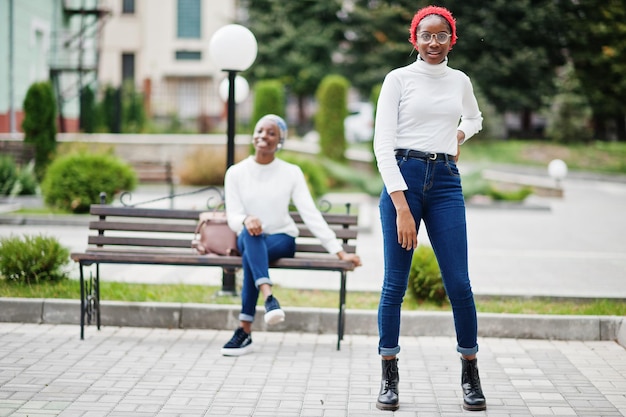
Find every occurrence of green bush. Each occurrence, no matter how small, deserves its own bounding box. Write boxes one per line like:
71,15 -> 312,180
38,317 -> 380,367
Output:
461,170 -> 533,202
14,161 -> 38,196
41,153 -> 137,213
122,81 -> 146,133
319,158 -> 383,196
408,245 -> 448,305
315,75 -> 349,162
252,79 -> 286,126
21,81 -> 57,180
488,185 -> 533,201
0,234 -> 69,284
0,157 -> 38,196
0,155 -> 18,195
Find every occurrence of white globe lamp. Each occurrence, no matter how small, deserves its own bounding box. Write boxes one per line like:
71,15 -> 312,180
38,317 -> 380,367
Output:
548,159 -> 568,187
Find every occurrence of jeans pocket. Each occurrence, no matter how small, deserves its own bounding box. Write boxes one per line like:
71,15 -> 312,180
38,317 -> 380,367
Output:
446,161 -> 460,177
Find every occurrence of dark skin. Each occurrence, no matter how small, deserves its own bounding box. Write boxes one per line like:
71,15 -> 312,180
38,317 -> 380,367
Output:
383,15 -> 474,361
239,119 -> 362,334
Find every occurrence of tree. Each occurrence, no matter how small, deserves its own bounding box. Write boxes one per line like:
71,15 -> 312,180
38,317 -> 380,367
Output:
341,0 -> 568,136
239,0 -> 344,132
22,81 -> 57,180
544,63 -> 593,143
315,74 -> 349,161
251,79 -> 286,127
556,0 -> 626,141
79,86 -> 97,133
338,0 -> 418,97
443,0 -> 566,136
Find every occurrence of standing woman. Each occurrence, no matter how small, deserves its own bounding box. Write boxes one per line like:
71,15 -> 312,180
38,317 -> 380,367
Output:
373,6 -> 486,412
222,114 -> 361,356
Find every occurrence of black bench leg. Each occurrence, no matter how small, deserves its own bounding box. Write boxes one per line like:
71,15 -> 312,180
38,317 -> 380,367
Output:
337,271 -> 347,350
79,263 -> 102,339
79,264 -> 85,340
95,264 -> 101,330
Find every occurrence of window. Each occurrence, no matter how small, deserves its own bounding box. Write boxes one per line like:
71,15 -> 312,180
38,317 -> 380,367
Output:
122,53 -> 135,82
122,0 -> 135,14
175,50 -> 202,61
177,0 -> 201,39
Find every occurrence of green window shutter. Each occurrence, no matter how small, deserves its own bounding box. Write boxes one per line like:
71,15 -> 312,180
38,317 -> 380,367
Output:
177,0 -> 201,39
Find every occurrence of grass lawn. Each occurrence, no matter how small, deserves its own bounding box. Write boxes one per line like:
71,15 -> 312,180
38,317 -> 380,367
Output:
1,279 -> 624,316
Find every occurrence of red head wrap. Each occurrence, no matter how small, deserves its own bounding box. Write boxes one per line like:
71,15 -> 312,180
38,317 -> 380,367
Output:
409,5 -> 457,50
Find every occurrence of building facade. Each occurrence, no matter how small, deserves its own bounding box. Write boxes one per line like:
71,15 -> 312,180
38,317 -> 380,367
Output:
98,0 -> 239,130
1,0 -> 240,134
0,0 -> 106,133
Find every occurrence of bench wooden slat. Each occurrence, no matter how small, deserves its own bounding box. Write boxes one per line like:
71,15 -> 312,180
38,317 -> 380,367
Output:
89,221 -> 196,234
88,236 -> 191,248
294,243 -> 356,254
290,212 -> 358,226
71,251 -> 356,271
297,227 -> 358,240
90,205 -> 201,220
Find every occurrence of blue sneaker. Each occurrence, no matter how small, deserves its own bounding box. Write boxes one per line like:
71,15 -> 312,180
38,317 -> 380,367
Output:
264,295 -> 285,325
221,327 -> 253,356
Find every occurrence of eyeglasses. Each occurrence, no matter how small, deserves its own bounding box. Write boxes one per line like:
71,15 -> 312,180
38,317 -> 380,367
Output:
417,32 -> 452,44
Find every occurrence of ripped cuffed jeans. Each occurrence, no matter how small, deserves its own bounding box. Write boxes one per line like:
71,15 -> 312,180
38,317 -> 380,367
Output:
237,228 -> 296,322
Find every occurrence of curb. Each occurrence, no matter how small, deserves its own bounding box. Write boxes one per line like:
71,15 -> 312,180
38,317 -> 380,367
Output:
1,298 -> 624,347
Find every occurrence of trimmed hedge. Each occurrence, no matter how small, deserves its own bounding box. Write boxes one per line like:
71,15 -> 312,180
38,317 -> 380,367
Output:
41,153 -> 137,213
315,75 -> 349,162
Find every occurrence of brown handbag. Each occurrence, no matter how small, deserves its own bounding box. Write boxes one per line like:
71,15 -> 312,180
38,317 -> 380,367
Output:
191,210 -> 239,256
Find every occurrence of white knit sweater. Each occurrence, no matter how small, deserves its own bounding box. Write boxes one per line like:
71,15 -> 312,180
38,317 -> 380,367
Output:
373,56 -> 483,193
224,156 -> 344,255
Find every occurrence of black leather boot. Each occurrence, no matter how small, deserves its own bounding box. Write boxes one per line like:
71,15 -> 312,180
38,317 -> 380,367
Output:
461,357 -> 487,411
376,358 -> 399,411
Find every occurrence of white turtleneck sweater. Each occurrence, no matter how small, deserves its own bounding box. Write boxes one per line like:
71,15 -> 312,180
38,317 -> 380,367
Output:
373,56 -> 483,194
224,156 -> 344,255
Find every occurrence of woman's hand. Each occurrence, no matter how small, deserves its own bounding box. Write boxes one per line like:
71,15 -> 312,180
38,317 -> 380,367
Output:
243,215 -> 263,236
390,191 -> 417,250
456,130 -> 465,162
337,251 -> 362,267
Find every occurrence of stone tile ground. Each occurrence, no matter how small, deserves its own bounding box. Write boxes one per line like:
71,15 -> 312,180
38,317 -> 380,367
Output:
1,323 -> 624,416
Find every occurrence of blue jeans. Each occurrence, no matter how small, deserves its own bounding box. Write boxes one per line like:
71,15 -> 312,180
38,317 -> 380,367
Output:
378,155 -> 479,357
237,229 -> 296,322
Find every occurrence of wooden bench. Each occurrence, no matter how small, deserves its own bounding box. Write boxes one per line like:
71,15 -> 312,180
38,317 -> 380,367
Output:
0,140 -> 35,167
130,160 -> 174,184
70,204 -> 359,350
128,161 -> 177,208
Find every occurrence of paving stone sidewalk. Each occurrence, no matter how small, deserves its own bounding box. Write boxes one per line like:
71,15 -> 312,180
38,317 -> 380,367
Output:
1,323 -> 625,417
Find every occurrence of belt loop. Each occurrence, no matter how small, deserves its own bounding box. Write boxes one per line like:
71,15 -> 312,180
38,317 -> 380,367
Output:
397,148 -> 408,161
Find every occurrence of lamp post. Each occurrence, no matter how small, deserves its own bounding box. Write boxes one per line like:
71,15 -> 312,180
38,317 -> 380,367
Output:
209,24 -> 258,168
209,24 -> 257,295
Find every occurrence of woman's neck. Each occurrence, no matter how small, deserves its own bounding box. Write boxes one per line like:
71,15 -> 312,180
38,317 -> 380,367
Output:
253,154 -> 275,165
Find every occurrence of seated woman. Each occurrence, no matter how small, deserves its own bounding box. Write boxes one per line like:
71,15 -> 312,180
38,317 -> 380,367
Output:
221,114 -> 362,356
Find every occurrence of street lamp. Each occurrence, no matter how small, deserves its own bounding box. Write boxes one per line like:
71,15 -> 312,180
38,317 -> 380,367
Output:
209,24 -> 257,295
209,24 -> 258,168
548,159 -> 568,188
218,75 -> 250,105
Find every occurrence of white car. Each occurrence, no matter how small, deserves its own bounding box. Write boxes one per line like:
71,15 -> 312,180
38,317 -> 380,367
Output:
344,102 -> 374,143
